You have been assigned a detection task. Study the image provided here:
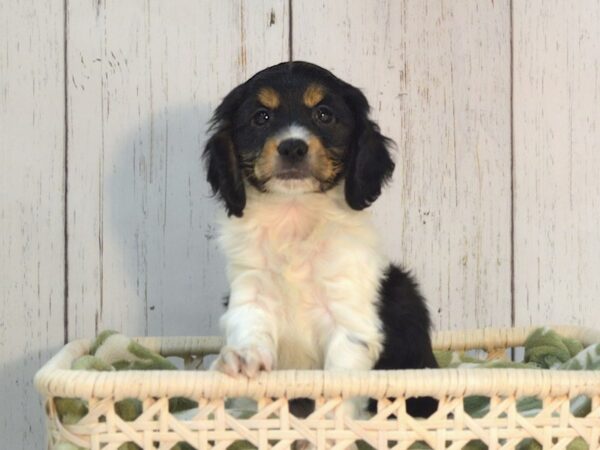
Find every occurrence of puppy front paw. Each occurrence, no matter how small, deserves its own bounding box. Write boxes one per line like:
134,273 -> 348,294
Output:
211,345 -> 274,378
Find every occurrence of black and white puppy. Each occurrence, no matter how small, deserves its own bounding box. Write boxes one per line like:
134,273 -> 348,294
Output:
204,61 -> 438,418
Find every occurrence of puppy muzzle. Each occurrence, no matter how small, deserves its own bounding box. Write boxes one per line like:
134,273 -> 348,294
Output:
276,138 -> 311,179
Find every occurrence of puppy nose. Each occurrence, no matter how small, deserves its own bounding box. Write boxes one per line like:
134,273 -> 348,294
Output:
277,139 -> 308,160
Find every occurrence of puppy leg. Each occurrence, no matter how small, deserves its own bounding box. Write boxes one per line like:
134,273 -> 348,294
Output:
298,330 -> 372,450
370,264 -> 439,417
211,295 -> 278,378
291,331 -> 370,450
325,330 -> 374,417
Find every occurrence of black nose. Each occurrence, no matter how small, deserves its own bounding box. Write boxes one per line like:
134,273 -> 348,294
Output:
277,139 -> 308,160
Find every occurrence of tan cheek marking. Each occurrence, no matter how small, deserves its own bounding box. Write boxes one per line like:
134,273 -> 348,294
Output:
303,84 -> 325,108
308,136 -> 340,181
257,87 -> 280,109
254,137 -> 279,180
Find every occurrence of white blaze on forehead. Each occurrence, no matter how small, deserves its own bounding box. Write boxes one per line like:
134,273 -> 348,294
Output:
274,124 -> 311,143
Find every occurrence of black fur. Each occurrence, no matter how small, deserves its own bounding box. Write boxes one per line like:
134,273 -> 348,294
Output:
203,61 -> 395,216
369,264 -> 439,417
203,84 -> 248,217
342,88 -> 395,210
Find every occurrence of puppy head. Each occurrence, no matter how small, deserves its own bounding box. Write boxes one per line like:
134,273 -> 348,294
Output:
204,61 -> 394,216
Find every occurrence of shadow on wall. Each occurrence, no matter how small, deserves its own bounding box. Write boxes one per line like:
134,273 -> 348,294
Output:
104,104 -> 227,337
4,344 -> 64,449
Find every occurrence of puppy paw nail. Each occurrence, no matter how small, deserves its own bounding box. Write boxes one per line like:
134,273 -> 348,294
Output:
211,346 -> 274,378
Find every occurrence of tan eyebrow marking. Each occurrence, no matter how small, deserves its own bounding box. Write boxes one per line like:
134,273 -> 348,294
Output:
257,87 -> 280,109
303,83 -> 326,107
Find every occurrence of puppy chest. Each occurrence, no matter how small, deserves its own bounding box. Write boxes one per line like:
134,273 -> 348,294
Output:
221,201 -> 386,365
276,309 -> 323,370
233,210 -> 384,314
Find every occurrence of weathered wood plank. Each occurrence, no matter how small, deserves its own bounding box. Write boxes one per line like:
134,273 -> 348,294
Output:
0,0 -> 65,447
67,0 -> 289,339
292,0 -> 513,330
513,0 -> 600,327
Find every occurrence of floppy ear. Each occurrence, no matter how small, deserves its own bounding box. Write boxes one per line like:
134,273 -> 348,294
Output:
343,86 -> 395,210
203,84 -> 247,217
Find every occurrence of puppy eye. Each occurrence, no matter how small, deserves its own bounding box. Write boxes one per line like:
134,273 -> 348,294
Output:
252,109 -> 271,127
313,105 -> 334,125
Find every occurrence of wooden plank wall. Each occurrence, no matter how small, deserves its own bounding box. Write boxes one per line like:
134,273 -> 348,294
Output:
513,0 -> 600,327
1,0 -> 599,447
66,0 -> 289,340
293,0 -> 513,330
0,1 -> 66,448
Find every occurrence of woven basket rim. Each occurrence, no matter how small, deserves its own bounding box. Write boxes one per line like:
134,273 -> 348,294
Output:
35,325 -> 600,400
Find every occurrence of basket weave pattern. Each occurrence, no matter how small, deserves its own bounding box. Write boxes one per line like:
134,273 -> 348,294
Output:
35,327 -> 600,449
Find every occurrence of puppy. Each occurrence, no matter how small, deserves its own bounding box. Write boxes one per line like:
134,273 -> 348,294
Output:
204,61 -> 438,420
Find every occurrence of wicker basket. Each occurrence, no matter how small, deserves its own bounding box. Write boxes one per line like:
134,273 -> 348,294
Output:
35,326 -> 600,450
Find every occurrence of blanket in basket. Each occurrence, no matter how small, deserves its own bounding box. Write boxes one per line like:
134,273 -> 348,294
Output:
52,328 -> 600,450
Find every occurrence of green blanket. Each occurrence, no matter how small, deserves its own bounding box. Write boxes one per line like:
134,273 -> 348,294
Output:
428,327 -> 598,450
54,331 -> 197,450
53,328 -> 600,450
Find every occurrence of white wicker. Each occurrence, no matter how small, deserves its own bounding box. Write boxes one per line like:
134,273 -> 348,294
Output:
35,326 -> 600,450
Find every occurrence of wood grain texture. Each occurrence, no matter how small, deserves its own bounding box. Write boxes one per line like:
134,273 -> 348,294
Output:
66,0 -> 289,339
0,0 -> 65,447
292,0 -> 512,330
513,0 -> 600,327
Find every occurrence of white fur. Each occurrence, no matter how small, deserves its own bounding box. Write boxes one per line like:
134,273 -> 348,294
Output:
274,123 -> 311,143
212,184 -> 387,381
265,177 -> 321,195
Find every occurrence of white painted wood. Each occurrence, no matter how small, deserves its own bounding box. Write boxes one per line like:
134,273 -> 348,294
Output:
66,0 -> 289,339
293,0 -> 512,330
513,0 -> 600,327
0,0 -> 65,448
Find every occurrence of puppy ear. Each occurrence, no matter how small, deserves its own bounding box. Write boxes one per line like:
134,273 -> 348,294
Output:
203,84 -> 246,217
343,87 -> 395,210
